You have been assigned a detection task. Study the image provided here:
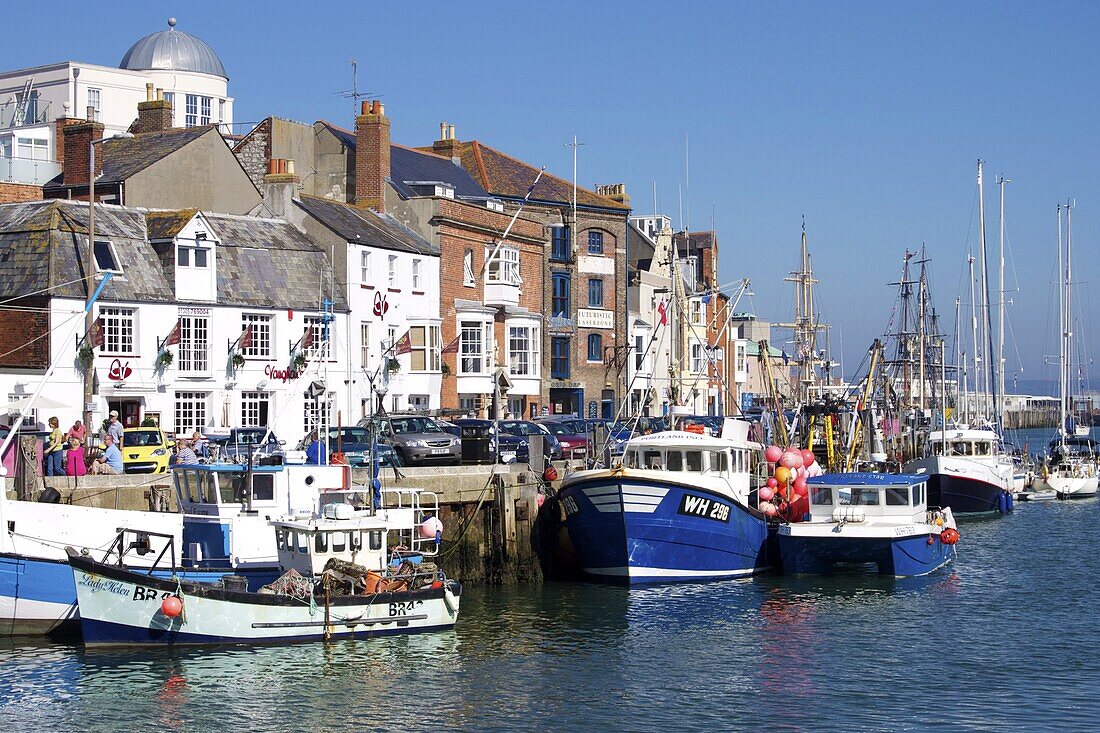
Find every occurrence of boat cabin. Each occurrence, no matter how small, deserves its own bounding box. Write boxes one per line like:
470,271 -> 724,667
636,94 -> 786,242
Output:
273,507 -> 389,577
620,432 -> 753,476
805,473 -> 931,525
172,463 -> 351,518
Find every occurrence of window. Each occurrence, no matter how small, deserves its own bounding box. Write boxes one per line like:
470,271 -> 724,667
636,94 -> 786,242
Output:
178,314 -> 209,373
460,321 -> 485,374
736,343 -> 747,374
360,251 -> 370,283
886,487 -> 910,506
667,451 -> 683,471
303,316 -> 330,359
177,243 -> 210,269
185,94 -> 198,127
459,394 -> 480,413
914,484 -> 923,506
16,137 -> 48,161
486,247 -> 520,285
218,99 -> 225,123
551,226 -> 570,261
509,325 -> 539,377
811,487 -> 833,506
587,278 -> 603,308
200,96 -> 212,125
241,314 -> 272,358
588,230 -> 604,255
551,337 -> 570,379
587,333 -> 603,362
691,342 -> 706,373
174,391 -> 207,435
101,307 -> 136,354
686,451 -> 703,472
87,88 -> 101,122
690,299 -> 703,324
635,333 -> 646,370
463,249 -> 475,287
241,392 -> 270,427
360,322 -> 370,369
409,394 -> 429,410
93,240 -> 122,274
552,273 -> 570,318
164,92 -> 175,107
409,325 -> 441,372
304,391 -> 332,435
412,258 -> 423,290
388,255 -> 397,288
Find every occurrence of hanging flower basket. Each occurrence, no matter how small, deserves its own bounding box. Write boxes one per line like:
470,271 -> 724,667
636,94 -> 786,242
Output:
231,353 -> 246,369
387,358 -> 401,374
77,344 -> 94,364
292,352 -> 308,371
156,351 -> 174,369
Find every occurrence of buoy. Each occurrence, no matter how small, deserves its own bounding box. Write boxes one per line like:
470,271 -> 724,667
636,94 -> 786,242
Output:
940,527 -> 960,545
543,466 -> 558,482
1006,492 -> 1014,512
765,445 -> 783,463
759,486 -> 775,502
161,595 -> 183,618
927,536 -> 934,545
419,516 -> 443,539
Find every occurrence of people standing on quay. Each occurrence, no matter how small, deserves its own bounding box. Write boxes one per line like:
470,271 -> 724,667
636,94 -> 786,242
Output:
305,431 -> 327,465
44,417 -> 66,477
106,410 -> 124,446
65,437 -> 86,477
90,434 -> 123,475
66,419 -> 86,445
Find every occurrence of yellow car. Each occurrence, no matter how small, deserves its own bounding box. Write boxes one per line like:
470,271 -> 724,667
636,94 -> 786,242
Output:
121,427 -> 175,474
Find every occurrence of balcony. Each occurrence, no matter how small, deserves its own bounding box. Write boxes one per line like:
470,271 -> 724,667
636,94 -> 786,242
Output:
484,246 -> 521,307
1,154 -> 60,186
1,99 -> 51,129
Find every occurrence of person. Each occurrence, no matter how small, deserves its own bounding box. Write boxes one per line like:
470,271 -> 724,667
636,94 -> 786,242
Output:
107,410 -> 124,446
91,434 -> 123,475
191,430 -> 208,459
66,419 -> 86,444
305,431 -> 327,465
65,436 -> 86,477
175,439 -> 199,466
44,417 -> 65,476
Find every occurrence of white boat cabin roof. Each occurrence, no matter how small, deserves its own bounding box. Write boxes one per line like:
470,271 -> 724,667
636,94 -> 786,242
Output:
627,429 -> 758,451
804,473 -> 931,523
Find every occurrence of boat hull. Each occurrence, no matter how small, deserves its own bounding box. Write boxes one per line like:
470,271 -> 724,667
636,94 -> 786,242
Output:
1041,475 -> 1099,499
559,474 -> 772,584
69,554 -> 460,646
777,529 -> 954,577
926,473 -> 1006,514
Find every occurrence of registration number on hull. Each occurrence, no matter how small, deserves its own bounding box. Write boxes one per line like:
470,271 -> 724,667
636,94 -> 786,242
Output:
677,493 -> 731,523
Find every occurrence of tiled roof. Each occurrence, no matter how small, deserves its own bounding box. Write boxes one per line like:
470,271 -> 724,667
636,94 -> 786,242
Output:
145,209 -> 198,240
418,140 -> 630,212
44,127 -> 215,190
674,231 -> 715,250
295,195 -> 438,256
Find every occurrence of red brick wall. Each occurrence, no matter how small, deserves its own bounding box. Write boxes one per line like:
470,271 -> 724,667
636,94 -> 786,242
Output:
62,121 -> 104,186
0,299 -> 49,369
54,117 -> 84,169
0,182 -> 42,203
354,102 -> 390,211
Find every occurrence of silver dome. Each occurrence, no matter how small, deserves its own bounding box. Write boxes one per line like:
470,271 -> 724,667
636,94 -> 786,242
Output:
119,19 -> 227,79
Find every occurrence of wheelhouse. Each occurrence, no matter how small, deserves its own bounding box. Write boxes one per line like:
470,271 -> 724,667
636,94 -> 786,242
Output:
805,473 -> 930,524
274,509 -> 390,576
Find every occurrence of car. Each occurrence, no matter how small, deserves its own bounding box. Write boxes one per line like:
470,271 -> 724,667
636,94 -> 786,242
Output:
497,420 -> 562,461
207,427 -> 285,464
358,414 -> 461,466
297,426 -> 400,468
536,415 -> 589,435
585,419 -> 633,456
537,419 -> 588,458
451,418 -> 530,463
121,427 -> 175,474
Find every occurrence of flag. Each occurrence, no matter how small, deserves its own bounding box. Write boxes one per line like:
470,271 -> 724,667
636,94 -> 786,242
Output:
238,324 -> 253,351
657,299 -> 668,326
441,335 -> 461,354
163,318 -> 182,347
394,330 -> 412,355
300,325 -> 315,351
88,317 -> 104,349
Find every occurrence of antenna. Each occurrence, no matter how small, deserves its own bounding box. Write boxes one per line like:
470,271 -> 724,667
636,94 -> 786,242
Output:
684,132 -> 690,232
565,136 -> 585,254
334,59 -> 372,113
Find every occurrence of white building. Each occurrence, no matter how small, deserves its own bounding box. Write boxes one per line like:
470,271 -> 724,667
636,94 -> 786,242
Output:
1,18 -> 233,185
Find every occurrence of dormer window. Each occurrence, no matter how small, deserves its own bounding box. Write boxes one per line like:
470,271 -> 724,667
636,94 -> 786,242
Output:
406,181 -> 455,198
92,239 -> 122,275
178,243 -> 210,268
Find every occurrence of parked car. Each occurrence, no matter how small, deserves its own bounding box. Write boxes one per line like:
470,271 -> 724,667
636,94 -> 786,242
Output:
497,420 -> 562,461
451,418 -> 530,463
207,427 -> 285,464
536,415 -> 589,436
357,414 -> 461,466
585,419 -> 633,456
538,419 -> 588,458
296,426 -> 401,468
121,427 -> 175,474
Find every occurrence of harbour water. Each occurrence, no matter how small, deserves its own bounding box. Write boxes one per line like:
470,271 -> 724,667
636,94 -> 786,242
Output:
2,431 -> 1097,732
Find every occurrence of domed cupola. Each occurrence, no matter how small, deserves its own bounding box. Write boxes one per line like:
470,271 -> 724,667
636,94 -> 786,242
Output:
119,18 -> 227,79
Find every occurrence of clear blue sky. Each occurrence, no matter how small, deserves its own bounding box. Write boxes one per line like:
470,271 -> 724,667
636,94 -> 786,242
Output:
10,1 -> 1100,391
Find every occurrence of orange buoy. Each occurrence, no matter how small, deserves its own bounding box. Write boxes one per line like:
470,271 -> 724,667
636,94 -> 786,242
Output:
161,595 -> 183,618
543,466 -> 559,482
940,527 -> 960,545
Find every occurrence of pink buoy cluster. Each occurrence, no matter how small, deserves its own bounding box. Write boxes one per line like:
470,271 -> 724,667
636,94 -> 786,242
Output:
758,445 -> 824,521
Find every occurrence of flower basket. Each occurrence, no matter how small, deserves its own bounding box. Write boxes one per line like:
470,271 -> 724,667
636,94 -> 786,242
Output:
387,358 -> 400,374
77,344 -> 94,364
231,353 -> 246,369
293,353 -> 308,371
156,351 -> 174,369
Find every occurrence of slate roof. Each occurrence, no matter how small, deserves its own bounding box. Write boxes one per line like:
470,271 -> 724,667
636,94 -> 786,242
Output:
417,140 -> 630,212
295,195 -> 438,256
43,127 -> 215,190
674,231 -> 715,251
0,200 -> 347,311
145,209 -> 197,240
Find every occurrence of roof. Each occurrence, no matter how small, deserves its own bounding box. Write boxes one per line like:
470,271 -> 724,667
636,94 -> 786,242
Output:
674,231 -> 715,251
43,126 -> 214,190
0,200 -> 347,310
810,473 -> 929,486
119,18 -> 227,79
428,140 -> 629,211
745,340 -> 784,358
295,195 -> 438,256
145,209 -> 197,240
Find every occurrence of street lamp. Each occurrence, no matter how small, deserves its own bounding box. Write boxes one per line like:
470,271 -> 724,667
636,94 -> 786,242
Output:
82,130 -> 133,434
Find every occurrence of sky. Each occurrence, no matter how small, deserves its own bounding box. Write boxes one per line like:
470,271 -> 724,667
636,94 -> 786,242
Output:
8,1 -> 1100,392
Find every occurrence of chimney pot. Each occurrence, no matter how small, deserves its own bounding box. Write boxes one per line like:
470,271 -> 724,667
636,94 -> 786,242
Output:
145,83 -> 154,102
448,124 -> 456,140
440,122 -> 447,140
268,159 -> 279,175
286,159 -> 295,175
377,102 -> 385,116
361,100 -> 370,115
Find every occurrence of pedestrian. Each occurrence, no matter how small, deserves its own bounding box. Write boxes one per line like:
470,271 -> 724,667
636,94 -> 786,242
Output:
44,417 -> 66,476
107,410 -> 124,446
90,434 -> 123,475
191,430 -> 207,459
66,419 -> 86,444
175,439 -> 199,466
305,431 -> 327,465
65,436 -> 86,477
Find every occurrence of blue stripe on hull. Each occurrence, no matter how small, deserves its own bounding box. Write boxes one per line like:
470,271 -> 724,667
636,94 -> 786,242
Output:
927,474 -> 1004,515
80,618 -> 455,646
778,533 -> 953,577
1,554 -> 279,636
561,477 -> 772,584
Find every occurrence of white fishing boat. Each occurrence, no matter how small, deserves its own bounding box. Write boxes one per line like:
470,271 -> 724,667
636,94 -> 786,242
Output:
68,501 -> 459,646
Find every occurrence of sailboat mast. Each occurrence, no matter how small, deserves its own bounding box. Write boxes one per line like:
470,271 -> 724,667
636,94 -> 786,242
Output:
997,176 -> 1008,428
977,160 -> 998,425
968,254 -> 980,424
1065,201 -> 1075,438
1057,204 -> 1066,443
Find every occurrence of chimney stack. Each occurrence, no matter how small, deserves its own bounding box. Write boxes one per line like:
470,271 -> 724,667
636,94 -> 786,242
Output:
354,99 -> 390,211
54,111 -> 85,169
132,93 -> 174,135
432,121 -> 460,160
262,158 -> 301,219
61,116 -> 106,186
596,183 -> 630,206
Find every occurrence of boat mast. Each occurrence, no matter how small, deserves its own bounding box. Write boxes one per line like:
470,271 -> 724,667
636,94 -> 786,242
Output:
977,160 -> 998,426
1064,201 -> 1075,440
1057,204 -> 1067,445
997,175 -> 1009,430
968,253 -> 979,424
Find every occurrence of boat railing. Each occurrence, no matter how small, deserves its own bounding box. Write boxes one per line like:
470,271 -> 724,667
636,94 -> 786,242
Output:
100,528 -> 178,573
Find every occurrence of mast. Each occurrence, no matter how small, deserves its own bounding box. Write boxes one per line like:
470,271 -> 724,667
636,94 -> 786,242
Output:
1064,201 -> 1075,439
997,175 -> 1009,429
968,253 -> 980,423
1057,204 -> 1067,444
778,220 -> 825,405
977,160 -> 998,425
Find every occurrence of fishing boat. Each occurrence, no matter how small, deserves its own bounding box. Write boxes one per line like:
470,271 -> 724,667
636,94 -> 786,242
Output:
68,502 -> 460,646
904,427 -> 1014,514
777,473 -> 958,577
558,419 -> 773,584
